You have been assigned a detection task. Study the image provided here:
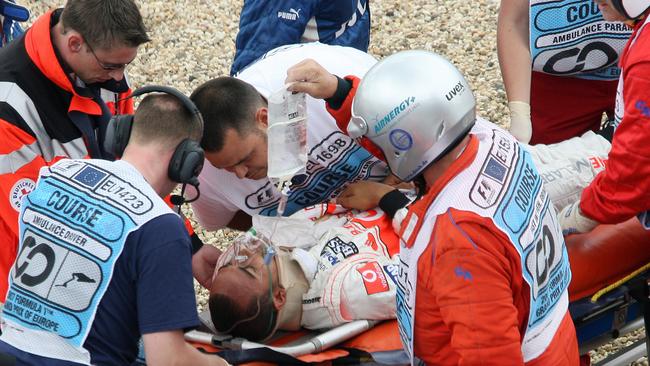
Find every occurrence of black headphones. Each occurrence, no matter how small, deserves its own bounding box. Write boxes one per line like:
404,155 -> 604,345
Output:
104,85 -> 205,188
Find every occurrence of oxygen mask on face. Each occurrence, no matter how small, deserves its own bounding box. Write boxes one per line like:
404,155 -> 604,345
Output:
213,229 -> 276,277
267,86 -> 308,217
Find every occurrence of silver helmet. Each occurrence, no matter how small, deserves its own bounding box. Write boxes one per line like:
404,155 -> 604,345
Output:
348,50 -> 476,181
611,0 -> 650,19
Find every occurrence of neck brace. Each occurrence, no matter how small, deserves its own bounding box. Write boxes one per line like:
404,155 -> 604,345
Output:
272,249 -> 309,333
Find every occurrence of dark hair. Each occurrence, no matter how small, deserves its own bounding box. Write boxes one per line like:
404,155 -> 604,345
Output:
208,290 -> 277,341
190,77 -> 266,152
131,94 -> 202,146
61,0 -> 150,49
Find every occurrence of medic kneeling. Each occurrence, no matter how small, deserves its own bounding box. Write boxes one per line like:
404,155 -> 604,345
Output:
287,51 -> 580,365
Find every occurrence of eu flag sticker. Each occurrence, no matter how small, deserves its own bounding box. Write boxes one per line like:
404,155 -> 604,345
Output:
484,157 -> 506,182
73,166 -> 107,188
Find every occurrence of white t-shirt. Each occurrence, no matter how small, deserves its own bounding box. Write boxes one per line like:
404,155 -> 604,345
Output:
193,43 -> 387,230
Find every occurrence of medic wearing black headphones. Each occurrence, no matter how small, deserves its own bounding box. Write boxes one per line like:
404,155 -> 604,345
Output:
0,87 -> 230,365
105,86 -> 222,291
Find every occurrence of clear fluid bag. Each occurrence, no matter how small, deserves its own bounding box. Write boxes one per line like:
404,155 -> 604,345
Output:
267,87 -> 308,184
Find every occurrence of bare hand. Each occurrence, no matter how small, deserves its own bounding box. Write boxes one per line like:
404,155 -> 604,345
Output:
285,59 -> 338,99
192,244 -> 222,289
336,181 -> 395,211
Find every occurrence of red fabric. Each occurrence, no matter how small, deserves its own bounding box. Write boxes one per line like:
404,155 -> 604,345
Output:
411,212 -> 579,366
0,12 -> 134,300
530,71 -> 617,144
349,208 -> 401,256
580,16 -> 650,223
0,124 -> 76,299
163,195 -> 195,236
25,11 -> 100,116
23,11 -> 133,116
566,218 -> 650,301
404,140 -> 579,365
0,120 -> 53,301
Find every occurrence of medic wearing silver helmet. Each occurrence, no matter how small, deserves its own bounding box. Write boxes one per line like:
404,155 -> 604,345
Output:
558,0 -> 650,235
286,51 -> 579,365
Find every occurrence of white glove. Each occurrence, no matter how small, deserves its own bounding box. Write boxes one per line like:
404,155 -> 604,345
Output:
558,201 -> 598,236
508,101 -> 533,144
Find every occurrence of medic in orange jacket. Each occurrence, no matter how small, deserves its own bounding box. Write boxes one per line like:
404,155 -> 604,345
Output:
580,11 -> 650,228
323,76 -> 580,365
0,10 -> 134,301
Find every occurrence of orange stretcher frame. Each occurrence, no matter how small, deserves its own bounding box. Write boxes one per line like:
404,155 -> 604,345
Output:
566,218 -> 650,302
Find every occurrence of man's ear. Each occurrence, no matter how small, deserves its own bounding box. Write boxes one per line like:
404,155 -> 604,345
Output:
272,287 -> 286,311
255,107 -> 268,128
67,32 -> 84,54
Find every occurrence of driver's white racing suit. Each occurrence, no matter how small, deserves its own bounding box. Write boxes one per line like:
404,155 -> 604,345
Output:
254,203 -> 400,329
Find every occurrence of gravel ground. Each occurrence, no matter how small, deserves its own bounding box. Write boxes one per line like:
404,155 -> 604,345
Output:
20,1 -> 647,364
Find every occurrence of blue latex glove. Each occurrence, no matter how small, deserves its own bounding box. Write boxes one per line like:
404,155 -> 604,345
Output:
1,0 -> 30,47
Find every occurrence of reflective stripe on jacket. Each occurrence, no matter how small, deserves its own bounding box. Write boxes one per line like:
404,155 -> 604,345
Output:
0,10 -> 133,300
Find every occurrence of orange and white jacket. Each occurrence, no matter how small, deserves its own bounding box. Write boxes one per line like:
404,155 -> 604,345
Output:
396,120 -> 578,366
327,79 -> 580,365
0,10 -> 133,300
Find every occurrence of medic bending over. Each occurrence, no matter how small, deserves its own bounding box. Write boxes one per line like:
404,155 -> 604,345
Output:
558,0 -> 650,236
286,52 -> 580,365
189,43 -> 387,232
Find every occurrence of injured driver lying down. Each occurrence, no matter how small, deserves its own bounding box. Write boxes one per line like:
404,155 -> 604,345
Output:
208,129 -> 612,341
208,204 -> 400,341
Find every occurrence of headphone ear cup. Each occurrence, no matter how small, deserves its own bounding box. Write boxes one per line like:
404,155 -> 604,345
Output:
168,139 -> 205,185
104,115 -> 133,158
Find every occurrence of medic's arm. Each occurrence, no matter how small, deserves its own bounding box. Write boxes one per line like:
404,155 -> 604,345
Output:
498,0 -> 533,142
580,61 -> 650,223
286,59 -> 384,158
497,0 -> 531,104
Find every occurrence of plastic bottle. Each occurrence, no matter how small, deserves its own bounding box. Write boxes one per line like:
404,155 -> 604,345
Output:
267,87 -> 308,185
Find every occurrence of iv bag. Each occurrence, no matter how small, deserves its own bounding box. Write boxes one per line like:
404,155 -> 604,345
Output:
267,87 -> 308,183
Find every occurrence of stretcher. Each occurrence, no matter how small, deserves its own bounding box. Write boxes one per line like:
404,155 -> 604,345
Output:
184,218 -> 650,366
567,219 -> 650,366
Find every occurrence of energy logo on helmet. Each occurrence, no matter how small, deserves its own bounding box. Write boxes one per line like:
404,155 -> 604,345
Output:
389,129 -> 413,151
374,96 -> 416,134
